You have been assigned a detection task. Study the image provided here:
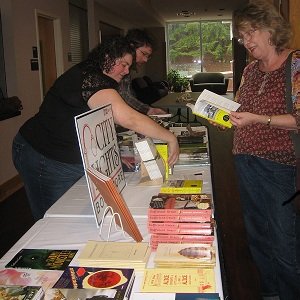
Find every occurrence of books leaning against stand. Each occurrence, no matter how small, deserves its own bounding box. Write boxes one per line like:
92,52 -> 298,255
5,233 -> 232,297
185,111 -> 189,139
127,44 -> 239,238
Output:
77,240 -> 151,270
53,266 -> 135,300
160,179 -> 203,194
0,285 -> 44,300
140,267 -> 215,293
5,249 -> 78,270
86,167 -> 143,242
154,243 -> 216,269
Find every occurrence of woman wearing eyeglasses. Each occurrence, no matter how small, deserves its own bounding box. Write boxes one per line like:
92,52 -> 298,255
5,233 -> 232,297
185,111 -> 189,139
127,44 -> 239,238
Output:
12,36 -> 179,221
230,1 -> 300,299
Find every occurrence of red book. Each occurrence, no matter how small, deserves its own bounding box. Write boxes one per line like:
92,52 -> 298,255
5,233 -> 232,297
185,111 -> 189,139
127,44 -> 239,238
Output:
148,222 -> 213,235
150,234 -> 214,250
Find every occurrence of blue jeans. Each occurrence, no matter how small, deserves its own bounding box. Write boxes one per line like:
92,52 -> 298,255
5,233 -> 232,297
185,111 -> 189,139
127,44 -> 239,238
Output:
234,154 -> 300,299
12,132 -> 84,220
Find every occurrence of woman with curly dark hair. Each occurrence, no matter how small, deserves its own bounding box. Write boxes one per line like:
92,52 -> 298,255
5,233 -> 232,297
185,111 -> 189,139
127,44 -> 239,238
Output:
12,36 -> 179,220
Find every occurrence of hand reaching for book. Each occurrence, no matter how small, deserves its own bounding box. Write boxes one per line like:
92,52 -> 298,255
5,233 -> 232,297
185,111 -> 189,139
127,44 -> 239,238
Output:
167,136 -> 180,166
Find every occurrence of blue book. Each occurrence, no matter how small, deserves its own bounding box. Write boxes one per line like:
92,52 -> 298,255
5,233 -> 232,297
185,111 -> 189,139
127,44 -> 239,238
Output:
175,293 -> 220,300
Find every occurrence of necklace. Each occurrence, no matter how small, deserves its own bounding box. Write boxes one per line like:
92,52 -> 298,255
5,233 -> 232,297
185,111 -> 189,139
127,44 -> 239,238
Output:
258,72 -> 269,95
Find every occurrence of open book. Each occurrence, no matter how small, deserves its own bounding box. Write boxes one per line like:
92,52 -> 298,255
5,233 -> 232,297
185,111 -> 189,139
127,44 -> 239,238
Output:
186,89 -> 240,128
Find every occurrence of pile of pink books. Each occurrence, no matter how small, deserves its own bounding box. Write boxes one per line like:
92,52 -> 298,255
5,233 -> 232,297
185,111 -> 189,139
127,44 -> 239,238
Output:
147,193 -> 215,250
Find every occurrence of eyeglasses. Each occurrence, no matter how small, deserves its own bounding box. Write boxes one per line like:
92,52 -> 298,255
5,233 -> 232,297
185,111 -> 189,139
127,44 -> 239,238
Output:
137,48 -> 152,60
237,29 -> 257,45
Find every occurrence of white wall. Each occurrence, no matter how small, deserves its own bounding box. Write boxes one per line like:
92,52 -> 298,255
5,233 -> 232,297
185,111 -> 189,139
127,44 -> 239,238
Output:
0,0 -> 166,187
0,0 -> 70,185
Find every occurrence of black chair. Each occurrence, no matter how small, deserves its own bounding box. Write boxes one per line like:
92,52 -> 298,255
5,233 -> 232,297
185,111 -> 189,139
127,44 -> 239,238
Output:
189,72 -> 229,95
131,76 -> 168,105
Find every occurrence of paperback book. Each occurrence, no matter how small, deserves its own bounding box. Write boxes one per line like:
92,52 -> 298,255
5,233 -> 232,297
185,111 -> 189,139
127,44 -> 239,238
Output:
160,180 -> 203,194
147,222 -> 213,235
44,288 -> 129,300
77,240 -> 151,270
5,249 -> 77,270
0,285 -> 44,300
150,234 -> 214,250
0,268 -> 63,290
86,167 -> 143,242
140,268 -> 215,293
154,243 -> 216,268
186,89 -> 240,128
53,266 -> 135,300
148,193 -> 212,222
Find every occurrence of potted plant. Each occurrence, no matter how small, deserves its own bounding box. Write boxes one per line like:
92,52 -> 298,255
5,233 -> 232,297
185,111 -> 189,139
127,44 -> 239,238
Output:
167,69 -> 190,92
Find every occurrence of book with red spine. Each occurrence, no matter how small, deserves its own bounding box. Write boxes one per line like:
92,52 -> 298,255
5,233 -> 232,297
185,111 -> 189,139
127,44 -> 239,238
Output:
148,223 -> 213,235
150,234 -> 214,250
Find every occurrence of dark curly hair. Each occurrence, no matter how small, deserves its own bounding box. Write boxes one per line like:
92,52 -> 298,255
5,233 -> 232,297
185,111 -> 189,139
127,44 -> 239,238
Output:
85,36 -> 135,73
233,0 -> 292,53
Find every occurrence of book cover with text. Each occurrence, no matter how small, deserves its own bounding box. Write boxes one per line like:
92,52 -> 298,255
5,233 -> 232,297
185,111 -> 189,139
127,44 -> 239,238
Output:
75,105 -> 126,227
5,249 -> 77,270
53,266 -> 135,300
140,268 -> 215,293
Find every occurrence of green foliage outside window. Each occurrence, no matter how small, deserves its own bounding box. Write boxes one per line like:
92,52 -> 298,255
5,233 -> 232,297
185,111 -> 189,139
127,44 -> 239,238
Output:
167,21 -> 232,76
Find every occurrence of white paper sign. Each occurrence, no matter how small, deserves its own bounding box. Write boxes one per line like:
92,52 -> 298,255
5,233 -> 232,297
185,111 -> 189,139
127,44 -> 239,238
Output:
75,104 -> 126,227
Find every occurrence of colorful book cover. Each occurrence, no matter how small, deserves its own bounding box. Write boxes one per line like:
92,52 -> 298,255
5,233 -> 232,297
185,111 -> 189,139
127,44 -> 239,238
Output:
0,268 -> 63,291
149,193 -> 212,218
53,266 -> 135,300
0,285 -> 44,300
160,180 -> 203,194
5,249 -> 77,270
140,268 -> 215,293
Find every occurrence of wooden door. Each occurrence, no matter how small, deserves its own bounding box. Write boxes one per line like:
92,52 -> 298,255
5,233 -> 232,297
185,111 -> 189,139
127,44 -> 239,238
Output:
38,16 -> 57,97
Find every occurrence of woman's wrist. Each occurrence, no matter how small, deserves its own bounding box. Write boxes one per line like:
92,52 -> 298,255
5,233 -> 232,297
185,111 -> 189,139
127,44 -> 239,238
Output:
266,115 -> 272,126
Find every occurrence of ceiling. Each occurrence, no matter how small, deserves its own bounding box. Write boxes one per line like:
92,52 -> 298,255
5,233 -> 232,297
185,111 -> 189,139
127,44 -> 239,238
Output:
96,0 -> 248,27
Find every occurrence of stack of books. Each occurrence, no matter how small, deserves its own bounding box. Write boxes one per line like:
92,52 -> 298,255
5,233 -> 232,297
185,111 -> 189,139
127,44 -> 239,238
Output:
169,125 -> 210,166
147,193 -> 215,250
154,242 -> 216,269
77,240 -> 151,271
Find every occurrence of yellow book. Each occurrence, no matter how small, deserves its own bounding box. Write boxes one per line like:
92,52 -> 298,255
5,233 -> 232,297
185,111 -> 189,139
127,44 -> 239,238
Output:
140,268 -> 215,293
155,143 -> 169,179
160,179 -> 203,194
154,243 -> 216,268
186,89 -> 240,128
78,241 -> 150,264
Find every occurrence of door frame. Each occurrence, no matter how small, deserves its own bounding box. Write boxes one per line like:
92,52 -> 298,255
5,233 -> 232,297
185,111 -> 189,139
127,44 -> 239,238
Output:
34,9 -> 64,101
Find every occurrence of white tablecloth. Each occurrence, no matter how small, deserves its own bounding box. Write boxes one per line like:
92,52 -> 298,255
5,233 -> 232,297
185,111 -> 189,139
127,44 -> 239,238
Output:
0,216 -> 223,299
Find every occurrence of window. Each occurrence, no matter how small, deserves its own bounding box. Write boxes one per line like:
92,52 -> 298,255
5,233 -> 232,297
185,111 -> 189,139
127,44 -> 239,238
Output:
69,1 -> 89,65
166,20 -> 233,78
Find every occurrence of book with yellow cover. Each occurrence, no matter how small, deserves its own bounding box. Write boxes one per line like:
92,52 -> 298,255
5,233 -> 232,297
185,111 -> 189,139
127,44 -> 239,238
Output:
154,243 -> 216,268
186,89 -> 240,128
140,268 -> 215,293
160,179 -> 203,194
77,240 -> 151,270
